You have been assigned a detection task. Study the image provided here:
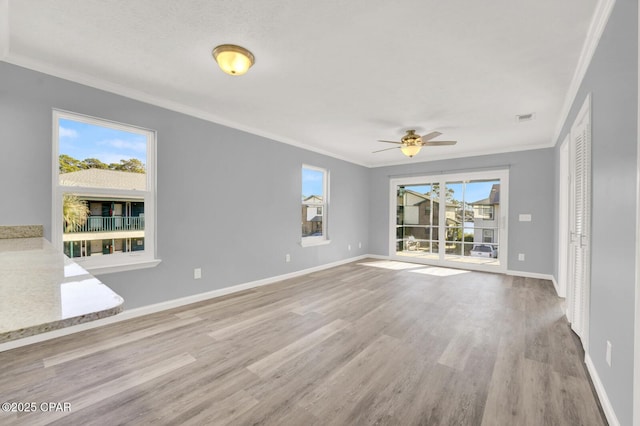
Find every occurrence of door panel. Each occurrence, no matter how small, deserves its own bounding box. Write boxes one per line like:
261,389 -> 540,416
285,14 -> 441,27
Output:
566,95 -> 591,349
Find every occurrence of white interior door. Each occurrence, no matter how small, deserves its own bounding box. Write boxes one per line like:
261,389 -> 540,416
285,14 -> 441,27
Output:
567,94 -> 592,350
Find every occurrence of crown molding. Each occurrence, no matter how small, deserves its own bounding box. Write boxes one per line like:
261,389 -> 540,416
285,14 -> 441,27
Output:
552,0 -> 616,145
2,53 -> 368,168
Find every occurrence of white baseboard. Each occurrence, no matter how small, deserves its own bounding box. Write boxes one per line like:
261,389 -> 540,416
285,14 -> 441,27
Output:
361,254 -> 388,260
0,254 -> 369,352
551,276 -> 560,297
585,353 -> 620,426
506,269 -> 555,281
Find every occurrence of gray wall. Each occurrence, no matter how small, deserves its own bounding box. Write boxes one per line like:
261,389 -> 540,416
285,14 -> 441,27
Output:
552,1 -> 638,424
0,61 -> 370,309
368,148 -> 556,275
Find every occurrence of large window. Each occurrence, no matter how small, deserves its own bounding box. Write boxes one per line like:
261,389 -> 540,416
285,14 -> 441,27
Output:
390,170 -> 508,271
301,165 -> 329,246
52,110 -> 159,274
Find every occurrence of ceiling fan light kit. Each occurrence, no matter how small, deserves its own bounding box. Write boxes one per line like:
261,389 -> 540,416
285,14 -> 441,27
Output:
374,129 -> 457,158
212,44 -> 255,76
400,144 -> 421,158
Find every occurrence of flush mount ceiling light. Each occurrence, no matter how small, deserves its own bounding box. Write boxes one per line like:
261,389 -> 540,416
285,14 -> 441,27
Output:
212,44 -> 255,76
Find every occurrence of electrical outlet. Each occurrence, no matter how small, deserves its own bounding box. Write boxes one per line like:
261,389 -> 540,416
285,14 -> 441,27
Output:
606,341 -> 612,366
358,242 -> 362,249
518,253 -> 525,261
348,244 -> 351,251
194,268 -> 202,279
285,254 -> 291,263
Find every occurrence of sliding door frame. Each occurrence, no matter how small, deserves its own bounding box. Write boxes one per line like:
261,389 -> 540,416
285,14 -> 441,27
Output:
389,169 -> 509,273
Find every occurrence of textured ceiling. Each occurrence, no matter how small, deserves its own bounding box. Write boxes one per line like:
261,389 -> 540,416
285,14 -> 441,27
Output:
4,0 -> 599,167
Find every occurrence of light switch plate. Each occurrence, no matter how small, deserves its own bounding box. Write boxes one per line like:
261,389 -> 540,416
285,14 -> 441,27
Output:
519,214 -> 532,222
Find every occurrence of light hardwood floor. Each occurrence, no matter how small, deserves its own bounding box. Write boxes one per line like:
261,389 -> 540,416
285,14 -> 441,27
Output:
0,259 -> 606,425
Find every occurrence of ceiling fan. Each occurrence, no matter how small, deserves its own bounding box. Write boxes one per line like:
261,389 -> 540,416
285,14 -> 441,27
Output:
373,129 -> 457,158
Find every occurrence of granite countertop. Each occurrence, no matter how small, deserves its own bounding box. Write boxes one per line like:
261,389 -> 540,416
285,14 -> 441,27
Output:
0,237 -> 124,342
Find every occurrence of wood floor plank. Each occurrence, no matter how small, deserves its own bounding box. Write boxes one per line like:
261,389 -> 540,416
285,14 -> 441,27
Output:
246,318 -> 350,378
437,325 -> 486,371
296,333 -> 403,417
8,353 -> 195,426
42,316 -> 202,367
480,337 -> 526,425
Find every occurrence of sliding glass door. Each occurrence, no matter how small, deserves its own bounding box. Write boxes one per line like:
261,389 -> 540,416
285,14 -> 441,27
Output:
390,170 -> 508,271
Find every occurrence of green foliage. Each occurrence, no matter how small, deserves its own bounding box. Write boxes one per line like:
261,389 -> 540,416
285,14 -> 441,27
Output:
62,194 -> 89,232
83,158 -> 108,169
59,155 -> 145,174
109,158 -> 145,173
59,154 -> 84,173
432,184 -> 456,203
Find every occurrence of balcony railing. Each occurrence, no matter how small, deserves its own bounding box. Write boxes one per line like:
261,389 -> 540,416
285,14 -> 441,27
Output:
64,216 -> 145,233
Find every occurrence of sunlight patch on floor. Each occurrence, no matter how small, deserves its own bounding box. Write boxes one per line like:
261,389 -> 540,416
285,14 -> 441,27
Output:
410,267 -> 471,277
358,260 -> 423,270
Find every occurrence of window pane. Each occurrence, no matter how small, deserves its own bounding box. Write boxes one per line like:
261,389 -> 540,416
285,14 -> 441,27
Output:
54,111 -> 155,267
445,242 -> 462,256
63,194 -> 145,258
302,204 -> 323,237
444,181 -> 463,227
396,183 -> 439,258
302,166 -> 327,239
302,168 -> 324,200
58,118 -> 147,190
467,180 -> 500,262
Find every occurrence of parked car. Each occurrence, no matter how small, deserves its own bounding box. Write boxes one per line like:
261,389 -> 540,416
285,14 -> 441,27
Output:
470,245 -> 497,258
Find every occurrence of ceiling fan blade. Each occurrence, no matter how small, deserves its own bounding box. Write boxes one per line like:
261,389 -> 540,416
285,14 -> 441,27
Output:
421,131 -> 442,141
377,140 -> 402,144
372,146 -> 401,153
422,140 -> 457,146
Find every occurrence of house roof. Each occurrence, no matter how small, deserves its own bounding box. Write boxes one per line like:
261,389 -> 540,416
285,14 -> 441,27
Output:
470,184 -> 500,205
59,169 -> 146,191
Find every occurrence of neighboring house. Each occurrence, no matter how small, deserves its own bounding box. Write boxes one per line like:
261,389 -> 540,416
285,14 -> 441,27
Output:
397,189 -> 461,251
302,195 -> 323,236
469,184 -> 500,245
61,169 -> 146,258
397,189 -> 439,233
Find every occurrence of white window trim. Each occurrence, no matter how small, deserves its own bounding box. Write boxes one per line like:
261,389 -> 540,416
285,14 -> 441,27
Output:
389,169 -> 509,273
52,109 -> 160,274
301,164 -> 331,247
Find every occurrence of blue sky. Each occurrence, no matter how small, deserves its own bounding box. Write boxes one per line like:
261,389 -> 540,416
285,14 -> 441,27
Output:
59,118 -> 147,165
302,168 -> 324,197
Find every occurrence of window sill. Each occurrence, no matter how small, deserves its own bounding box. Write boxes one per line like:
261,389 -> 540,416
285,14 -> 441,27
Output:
300,238 -> 331,248
80,257 -> 162,275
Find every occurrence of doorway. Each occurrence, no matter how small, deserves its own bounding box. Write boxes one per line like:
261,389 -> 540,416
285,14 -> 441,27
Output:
390,169 -> 509,272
